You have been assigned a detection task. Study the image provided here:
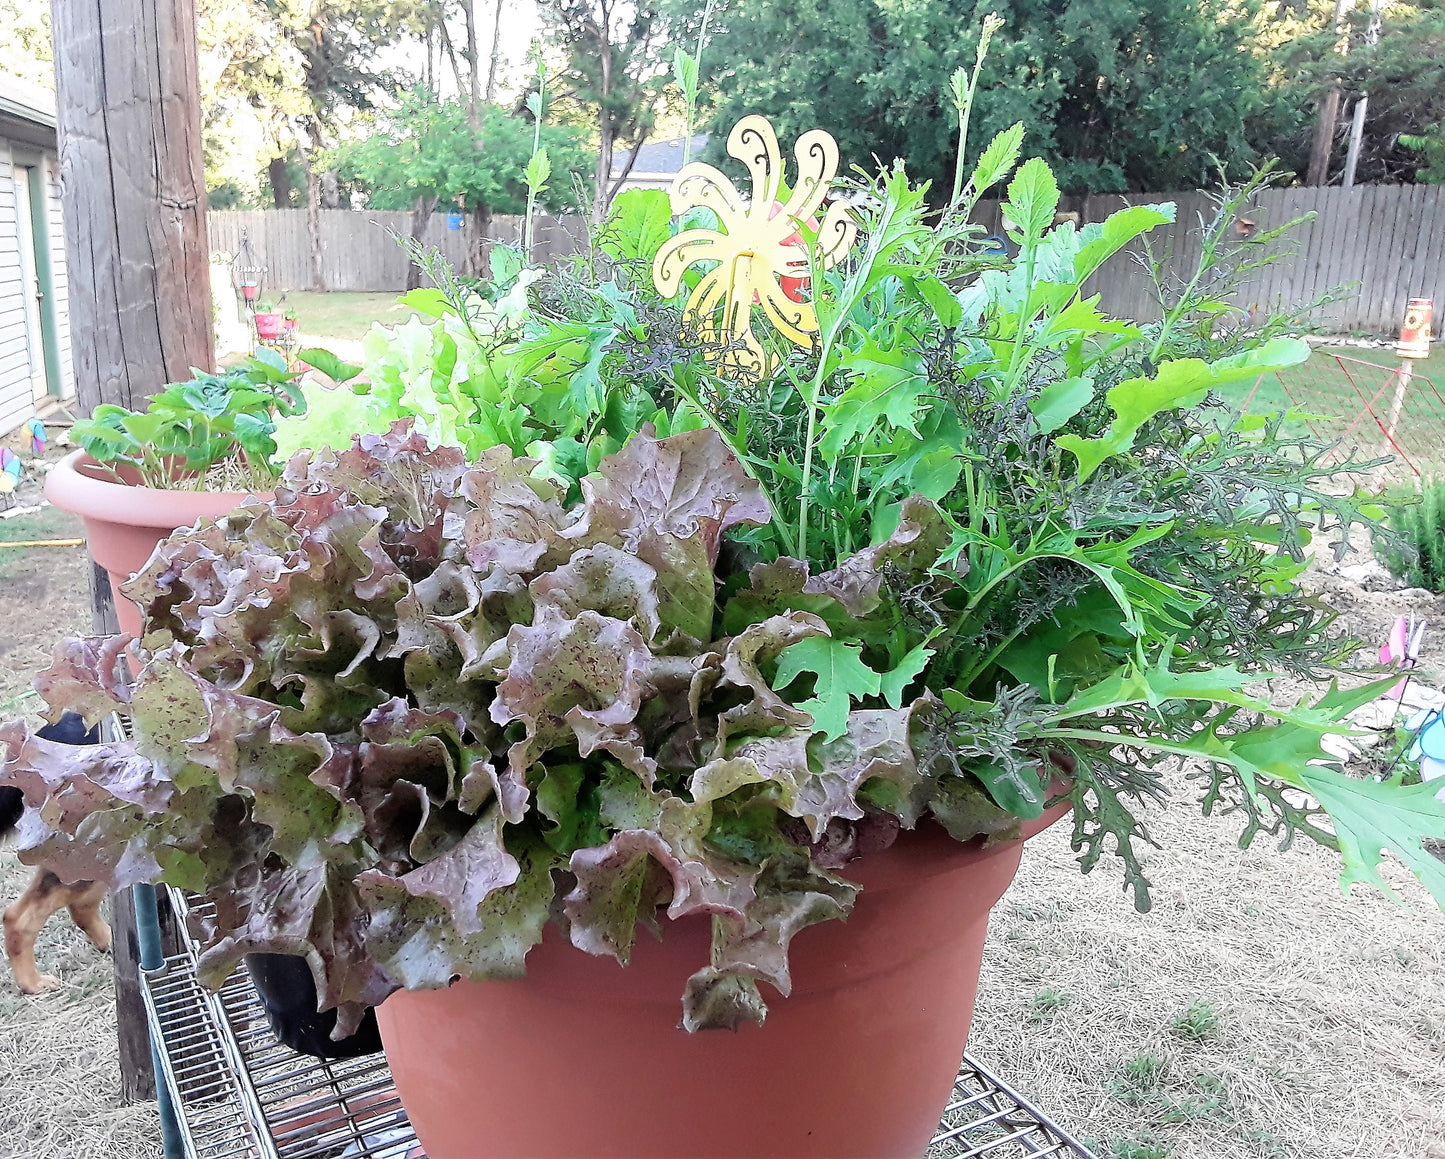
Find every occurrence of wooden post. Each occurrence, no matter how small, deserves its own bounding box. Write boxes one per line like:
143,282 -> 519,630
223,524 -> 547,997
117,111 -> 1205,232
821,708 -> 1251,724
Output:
51,0 -> 214,417
52,0 -> 214,1104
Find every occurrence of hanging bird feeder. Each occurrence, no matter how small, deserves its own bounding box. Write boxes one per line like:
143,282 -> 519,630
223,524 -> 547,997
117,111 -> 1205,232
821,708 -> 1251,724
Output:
231,232 -> 265,304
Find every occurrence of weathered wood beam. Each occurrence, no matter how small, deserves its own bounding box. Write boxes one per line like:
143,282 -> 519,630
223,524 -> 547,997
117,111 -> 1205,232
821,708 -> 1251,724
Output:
51,0 -> 214,416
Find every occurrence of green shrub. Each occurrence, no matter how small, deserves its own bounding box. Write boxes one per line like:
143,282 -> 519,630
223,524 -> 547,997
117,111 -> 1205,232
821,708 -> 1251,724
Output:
1377,477 -> 1445,592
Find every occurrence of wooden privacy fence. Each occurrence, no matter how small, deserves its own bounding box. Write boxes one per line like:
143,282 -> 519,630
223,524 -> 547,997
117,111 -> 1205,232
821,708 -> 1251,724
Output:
209,184 -> 1444,333
206,210 -> 583,293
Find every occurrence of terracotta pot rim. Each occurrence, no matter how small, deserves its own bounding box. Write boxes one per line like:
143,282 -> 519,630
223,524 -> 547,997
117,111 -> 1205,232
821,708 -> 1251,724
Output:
46,449 -> 271,527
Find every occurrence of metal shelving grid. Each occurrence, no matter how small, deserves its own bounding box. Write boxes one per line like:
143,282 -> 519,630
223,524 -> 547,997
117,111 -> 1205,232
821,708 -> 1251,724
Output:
143,887 -> 1097,1159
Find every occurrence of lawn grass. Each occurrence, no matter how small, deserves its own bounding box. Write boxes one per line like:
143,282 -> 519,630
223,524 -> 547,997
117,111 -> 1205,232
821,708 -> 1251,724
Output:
1214,343 -> 1445,420
277,291 -> 412,342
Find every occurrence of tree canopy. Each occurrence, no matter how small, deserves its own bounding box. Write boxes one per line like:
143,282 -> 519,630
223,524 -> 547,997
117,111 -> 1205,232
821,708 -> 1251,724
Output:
333,89 -> 588,216
697,0 -> 1280,195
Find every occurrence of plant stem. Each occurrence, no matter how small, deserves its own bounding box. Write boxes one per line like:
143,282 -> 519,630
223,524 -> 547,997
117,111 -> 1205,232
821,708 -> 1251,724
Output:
681,0 -> 716,169
524,53 -> 546,263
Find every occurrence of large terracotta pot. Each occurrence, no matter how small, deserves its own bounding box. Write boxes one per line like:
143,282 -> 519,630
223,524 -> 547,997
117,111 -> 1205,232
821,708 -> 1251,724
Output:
377,809 -> 1068,1159
46,450 -> 263,636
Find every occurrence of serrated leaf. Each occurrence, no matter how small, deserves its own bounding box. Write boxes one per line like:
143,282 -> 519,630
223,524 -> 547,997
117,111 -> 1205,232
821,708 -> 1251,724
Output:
1001,157 -> 1059,240
772,636 -> 881,740
1295,769 -> 1445,907
600,188 -> 674,263
969,122 -> 1025,194
819,336 -> 928,457
1058,338 -> 1310,481
672,47 -> 699,100
1073,203 -> 1175,282
524,148 -> 551,195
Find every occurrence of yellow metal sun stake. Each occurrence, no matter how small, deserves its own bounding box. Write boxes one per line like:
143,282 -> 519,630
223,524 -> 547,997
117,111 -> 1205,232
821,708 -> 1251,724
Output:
652,115 -> 858,376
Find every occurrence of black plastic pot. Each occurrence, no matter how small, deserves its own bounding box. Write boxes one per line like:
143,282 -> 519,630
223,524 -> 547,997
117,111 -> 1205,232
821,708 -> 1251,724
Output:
244,953 -> 382,1059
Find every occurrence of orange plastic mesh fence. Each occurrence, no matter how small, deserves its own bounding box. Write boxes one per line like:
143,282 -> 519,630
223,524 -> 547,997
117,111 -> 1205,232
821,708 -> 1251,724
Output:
1252,353 -> 1444,479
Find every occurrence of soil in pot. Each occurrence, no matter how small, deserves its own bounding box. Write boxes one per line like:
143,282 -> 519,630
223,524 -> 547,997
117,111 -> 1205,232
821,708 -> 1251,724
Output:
376,819 -> 1052,1159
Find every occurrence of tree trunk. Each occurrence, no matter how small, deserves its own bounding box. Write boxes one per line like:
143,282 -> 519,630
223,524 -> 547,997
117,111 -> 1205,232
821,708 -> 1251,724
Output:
467,204 -> 493,277
304,157 -> 325,291
52,0 -> 212,1106
437,12 -> 467,103
268,156 -> 293,208
300,120 -> 327,291
53,0 -> 214,416
462,0 -> 481,126
1306,0 -> 1356,186
485,0 -> 503,103
1306,88 -> 1343,186
407,195 -> 440,290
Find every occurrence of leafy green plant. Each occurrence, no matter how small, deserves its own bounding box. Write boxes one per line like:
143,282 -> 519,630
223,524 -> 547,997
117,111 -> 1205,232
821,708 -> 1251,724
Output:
1376,476 -> 1445,592
71,351 -> 305,489
1027,986 -> 1072,1022
1108,1134 -> 1172,1159
1170,998 -> 1221,1042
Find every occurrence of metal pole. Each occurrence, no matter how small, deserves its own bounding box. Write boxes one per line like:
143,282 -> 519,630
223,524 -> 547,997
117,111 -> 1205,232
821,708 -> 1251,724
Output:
134,883 -> 187,1159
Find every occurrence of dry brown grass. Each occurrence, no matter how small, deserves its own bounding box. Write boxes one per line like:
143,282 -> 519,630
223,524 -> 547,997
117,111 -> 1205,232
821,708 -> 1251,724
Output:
973,768 -> 1445,1159
0,851 -> 163,1159
1,501 -> 162,1159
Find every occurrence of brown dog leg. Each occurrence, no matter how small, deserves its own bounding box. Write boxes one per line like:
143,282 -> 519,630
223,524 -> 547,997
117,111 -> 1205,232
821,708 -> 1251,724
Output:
4,870 -> 89,993
67,881 -> 111,953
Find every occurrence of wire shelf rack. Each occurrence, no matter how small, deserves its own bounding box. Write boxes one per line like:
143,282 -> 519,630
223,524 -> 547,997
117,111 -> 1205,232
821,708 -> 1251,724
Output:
143,888 -> 1096,1159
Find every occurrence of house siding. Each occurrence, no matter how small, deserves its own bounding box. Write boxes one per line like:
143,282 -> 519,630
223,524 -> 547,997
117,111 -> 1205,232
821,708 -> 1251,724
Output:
0,136 -> 73,436
0,136 -> 29,436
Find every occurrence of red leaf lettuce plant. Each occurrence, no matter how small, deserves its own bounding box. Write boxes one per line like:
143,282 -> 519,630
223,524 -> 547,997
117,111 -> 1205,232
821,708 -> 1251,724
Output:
2,423 -> 1016,1031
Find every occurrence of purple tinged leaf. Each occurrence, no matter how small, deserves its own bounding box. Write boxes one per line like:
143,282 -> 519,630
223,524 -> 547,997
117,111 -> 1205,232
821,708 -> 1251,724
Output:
461,447 -> 568,573
564,429 -> 770,642
565,795 -> 760,967
32,635 -> 134,724
803,496 -> 952,616
196,861 -> 395,1039
564,830 -> 676,963
681,864 -> 858,1031
530,543 -> 664,642
719,612 -> 831,715
358,835 -> 557,989
569,427 -> 770,562
388,805 -> 520,936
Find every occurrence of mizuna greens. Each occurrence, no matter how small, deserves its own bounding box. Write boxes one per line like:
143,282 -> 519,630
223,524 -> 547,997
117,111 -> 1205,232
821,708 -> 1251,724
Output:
4,80 -> 1445,1031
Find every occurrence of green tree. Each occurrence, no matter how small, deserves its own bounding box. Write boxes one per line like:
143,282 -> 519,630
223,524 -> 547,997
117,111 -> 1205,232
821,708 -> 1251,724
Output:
699,0 -> 1279,194
334,90 -> 588,278
1274,0 -> 1445,184
0,0 -> 53,87
540,0 -> 668,220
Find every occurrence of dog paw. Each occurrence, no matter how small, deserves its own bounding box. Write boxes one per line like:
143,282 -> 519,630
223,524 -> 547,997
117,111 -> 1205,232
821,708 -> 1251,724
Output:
87,925 -> 113,954
18,973 -> 61,995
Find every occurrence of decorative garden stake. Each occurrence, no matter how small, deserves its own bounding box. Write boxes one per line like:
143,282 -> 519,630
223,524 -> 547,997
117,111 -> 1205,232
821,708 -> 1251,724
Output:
652,115 -> 857,375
